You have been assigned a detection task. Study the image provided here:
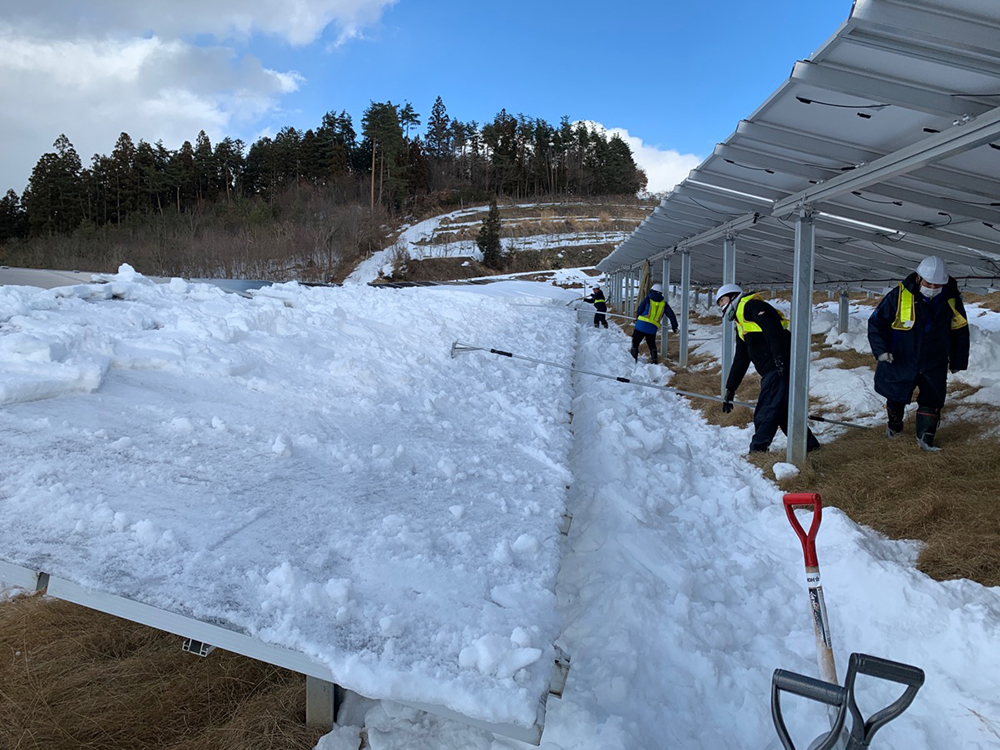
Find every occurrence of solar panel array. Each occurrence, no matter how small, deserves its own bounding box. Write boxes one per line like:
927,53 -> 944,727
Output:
599,0 -> 1000,293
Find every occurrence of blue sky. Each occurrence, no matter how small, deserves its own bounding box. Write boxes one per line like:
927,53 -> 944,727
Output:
0,1 -> 852,195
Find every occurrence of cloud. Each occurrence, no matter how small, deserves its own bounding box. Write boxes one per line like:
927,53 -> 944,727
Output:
609,129 -> 703,195
0,1 -> 395,192
2,0 -> 398,46
574,121 -> 703,195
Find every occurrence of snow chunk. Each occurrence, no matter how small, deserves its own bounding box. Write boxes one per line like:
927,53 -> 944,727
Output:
772,462 -> 799,480
271,434 -> 291,457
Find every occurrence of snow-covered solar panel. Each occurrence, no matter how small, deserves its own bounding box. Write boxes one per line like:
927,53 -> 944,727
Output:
600,0 -> 1000,292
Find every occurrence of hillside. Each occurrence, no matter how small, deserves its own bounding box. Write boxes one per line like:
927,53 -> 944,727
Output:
360,199 -> 650,284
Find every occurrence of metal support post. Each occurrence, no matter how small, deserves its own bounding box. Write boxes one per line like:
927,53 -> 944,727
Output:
306,676 -> 341,730
838,290 -> 850,335
721,236 -> 737,398
788,210 -> 816,465
628,267 -> 637,317
680,251 -> 691,367
661,256 -> 671,358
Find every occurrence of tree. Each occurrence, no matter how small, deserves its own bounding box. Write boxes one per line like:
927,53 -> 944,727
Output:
399,101 -> 421,140
362,101 -> 408,208
425,96 -> 452,160
24,134 -> 85,236
0,189 -> 29,242
317,110 -> 357,179
476,198 -> 503,270
605,134 -> 644,195
167,140 -> 197,212
110,132 -> 139,221
194,130 -> 216,201
213,137 -> 244,201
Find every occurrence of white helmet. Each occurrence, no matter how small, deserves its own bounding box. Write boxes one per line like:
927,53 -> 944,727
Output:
715,283 -> 743,305
916,256 -> 948,285
651,283 -> 663,293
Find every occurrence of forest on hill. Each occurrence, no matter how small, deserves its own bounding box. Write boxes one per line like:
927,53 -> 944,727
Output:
0,98 -> 648,282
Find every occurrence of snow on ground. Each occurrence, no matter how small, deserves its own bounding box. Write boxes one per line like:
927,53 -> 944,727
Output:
3,267 -> 1000,749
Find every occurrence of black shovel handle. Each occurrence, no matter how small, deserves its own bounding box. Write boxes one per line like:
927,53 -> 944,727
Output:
845,653 -> 925,749
771,670 -> 849,750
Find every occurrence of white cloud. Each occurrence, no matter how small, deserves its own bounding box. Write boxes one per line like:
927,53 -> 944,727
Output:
0,28 -> 303,191
0,1 -> 395,192
574,121 -> 703,195
2,1 -> 398,46
607,128 -> 703,195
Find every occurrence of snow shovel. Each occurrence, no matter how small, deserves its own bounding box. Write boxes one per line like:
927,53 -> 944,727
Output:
771,669 -> 849,750
783,493 -> 838,687
842,653 -> 924,748
770,653 -> 924,750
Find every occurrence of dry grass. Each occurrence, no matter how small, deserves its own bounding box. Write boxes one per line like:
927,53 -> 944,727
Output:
812,333 -> 877,370
660,321 -> 1000,587
962,291 -> 1000,313
0,595 -> 326,750
775,414 -> 1000,586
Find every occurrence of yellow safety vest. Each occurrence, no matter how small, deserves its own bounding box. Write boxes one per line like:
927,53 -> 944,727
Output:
891,284 -> 968,331
734,293 -> 788,340
638,299 -> 666,329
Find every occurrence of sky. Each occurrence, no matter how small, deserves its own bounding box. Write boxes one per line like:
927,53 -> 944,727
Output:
0,0 -> 853,197
4,238 -> 1000,746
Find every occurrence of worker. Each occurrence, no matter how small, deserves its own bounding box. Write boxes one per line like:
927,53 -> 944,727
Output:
867,255 -> 969,451
631,283 -> 678,365
583,285 -> 609,328
716,283 -> 820,454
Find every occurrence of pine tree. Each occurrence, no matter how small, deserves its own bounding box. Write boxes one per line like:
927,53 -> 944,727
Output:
0,189 -> 29,242
425,96 -> 451,160
476,198 -> 503,270
24,134 -> 85,236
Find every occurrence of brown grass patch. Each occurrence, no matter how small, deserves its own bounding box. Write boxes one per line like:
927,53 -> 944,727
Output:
962,291 -> 1000,313
812,332 -> 876,370
0,595 -> 325,750
666,356 -> 757,429
776,416 -> 1000,586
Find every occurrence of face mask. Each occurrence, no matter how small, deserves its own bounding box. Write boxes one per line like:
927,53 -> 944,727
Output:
920,284 -> 942,299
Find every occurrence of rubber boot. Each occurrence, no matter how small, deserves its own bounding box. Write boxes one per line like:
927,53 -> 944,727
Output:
650,347 -> 659,365
885,401 -> 904,438
915,407 -> 942,452
630,346 -> 639,362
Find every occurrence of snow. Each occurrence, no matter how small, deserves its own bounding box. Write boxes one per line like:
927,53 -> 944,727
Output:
345,205 -> 629,285
2,265 -> 1000,749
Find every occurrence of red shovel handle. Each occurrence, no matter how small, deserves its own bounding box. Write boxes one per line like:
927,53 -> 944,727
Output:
783,493 -> 823,568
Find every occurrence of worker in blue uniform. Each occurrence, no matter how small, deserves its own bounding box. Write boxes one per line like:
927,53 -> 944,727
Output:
631,283 -> 678,365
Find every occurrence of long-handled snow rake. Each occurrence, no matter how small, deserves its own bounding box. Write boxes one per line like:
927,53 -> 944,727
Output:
771,652 -> 925,749
451,341 -> 755,409
451,342 -> 870,430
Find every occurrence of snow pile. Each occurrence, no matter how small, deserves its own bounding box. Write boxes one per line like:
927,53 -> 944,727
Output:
2,267 -> 1000,749
0,265 -> 576,728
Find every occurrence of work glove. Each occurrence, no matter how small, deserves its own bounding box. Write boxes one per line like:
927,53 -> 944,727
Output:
722,389 -> 735,414
773,357 -> 786,378
877,352 -> 894,364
